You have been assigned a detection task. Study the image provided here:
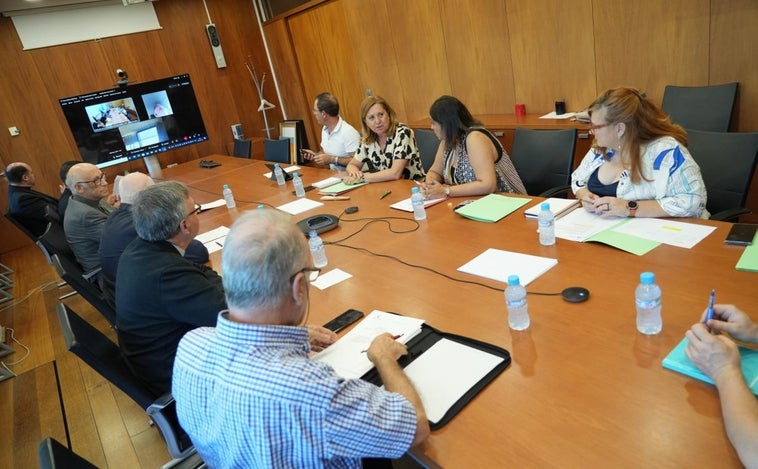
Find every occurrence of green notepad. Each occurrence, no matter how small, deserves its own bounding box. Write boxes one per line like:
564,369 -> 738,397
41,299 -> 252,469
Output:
318,181 -> 367,195
736,241 -> 758,272
662,337 -> 758,395
454,194 -> 531,223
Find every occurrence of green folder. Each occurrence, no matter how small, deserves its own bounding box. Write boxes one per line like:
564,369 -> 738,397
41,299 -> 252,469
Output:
736,240 -> 758,272
454,194 -> 531,223
318,181 -> 367,195
662,337 -> 758,395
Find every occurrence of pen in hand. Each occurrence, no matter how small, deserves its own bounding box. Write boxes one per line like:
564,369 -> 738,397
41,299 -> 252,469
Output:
361,334 -> 403,353
704,288 -> 716,331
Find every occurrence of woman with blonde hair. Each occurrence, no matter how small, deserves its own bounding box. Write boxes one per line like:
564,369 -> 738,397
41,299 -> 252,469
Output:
344,96 -> 425,183
572,87 -> 707,218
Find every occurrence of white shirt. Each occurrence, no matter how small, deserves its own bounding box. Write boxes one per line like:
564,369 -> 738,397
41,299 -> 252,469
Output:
321,116 -> 360,158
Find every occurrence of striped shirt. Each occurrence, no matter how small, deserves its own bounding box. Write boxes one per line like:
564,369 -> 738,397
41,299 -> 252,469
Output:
173,312 -> 417,468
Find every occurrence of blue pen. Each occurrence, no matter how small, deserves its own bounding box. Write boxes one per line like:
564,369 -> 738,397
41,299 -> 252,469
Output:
704,289 -> 716,326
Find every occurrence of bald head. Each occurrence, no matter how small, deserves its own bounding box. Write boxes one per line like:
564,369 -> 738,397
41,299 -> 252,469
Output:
66,163 -> 108,201
222,210 -> 309,312
118,172 -> 154,204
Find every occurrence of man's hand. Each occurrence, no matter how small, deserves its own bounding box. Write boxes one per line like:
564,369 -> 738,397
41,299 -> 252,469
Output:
307,325 -> 337,352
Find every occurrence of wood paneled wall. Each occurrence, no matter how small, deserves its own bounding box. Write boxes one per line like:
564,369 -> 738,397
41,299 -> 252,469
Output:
265,0 -> 758,218
0,0 -> 280,253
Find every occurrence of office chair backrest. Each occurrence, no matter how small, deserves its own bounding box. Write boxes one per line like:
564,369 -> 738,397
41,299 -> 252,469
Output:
686,129 -> 758,221
56,303 -> 196,460
4,211 -> 38,241
37,221 -> 75,264
52,253 -> 115,325
415,129 -> 440,172
264,138 -> 292,164
38,436 -> 98,469
662,82 -> 738,132
232,138 -> 252,158
509,128 -> 577,197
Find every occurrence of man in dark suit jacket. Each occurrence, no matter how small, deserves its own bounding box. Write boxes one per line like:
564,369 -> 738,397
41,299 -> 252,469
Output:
5,162 -> 59,237
116,180 -> 225,396
99,172 -> 209,307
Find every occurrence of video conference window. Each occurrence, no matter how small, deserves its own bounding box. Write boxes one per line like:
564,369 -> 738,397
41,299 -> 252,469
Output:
59,74 -> 208,169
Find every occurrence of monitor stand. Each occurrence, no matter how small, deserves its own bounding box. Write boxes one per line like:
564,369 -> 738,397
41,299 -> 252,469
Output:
143,155 -> 163,179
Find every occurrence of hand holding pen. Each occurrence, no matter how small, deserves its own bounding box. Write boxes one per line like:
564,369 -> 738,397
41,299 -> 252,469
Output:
703,289 -> 716,332
364,333 -> 408,363
702,303 -> 758,343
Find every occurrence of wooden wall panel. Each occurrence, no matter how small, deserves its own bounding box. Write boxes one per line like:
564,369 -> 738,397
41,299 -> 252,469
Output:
507,0 -> 596,114
288,2 -> 364,143
386,0 -> 451,122
593,0 -> 710,104
341,0 -> 407,123
0,0 -> 279,253
440,0 -> 515,115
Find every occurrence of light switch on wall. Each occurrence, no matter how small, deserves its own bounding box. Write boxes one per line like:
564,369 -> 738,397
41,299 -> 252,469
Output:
8,127 -> 19,136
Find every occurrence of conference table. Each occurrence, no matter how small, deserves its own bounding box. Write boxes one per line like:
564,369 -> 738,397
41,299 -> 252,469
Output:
159,155 -> 756,468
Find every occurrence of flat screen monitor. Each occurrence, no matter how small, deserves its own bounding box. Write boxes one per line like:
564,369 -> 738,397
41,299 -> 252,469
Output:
59,74 -> 208,169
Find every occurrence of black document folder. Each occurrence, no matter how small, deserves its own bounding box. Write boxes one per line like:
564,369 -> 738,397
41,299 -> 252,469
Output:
360,322 -> 511,430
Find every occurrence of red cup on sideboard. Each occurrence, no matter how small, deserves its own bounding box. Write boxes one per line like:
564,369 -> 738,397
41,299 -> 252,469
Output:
515,103 -> 526,117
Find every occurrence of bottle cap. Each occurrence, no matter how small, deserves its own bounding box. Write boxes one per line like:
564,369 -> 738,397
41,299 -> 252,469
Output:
293,172 -> 299,177
309,230 -> 317,237
412,187 -> 420,194
640,272 -> 655,284
274,163 -> 280,167
540,202 -> 550,210
507,274 -> 520,286
223,184 -> 229,189
257,205 -> 265,210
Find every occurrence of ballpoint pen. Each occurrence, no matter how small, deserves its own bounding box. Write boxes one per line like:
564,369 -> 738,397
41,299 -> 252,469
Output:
380,190 -> 391,200
704,288 -> 716,329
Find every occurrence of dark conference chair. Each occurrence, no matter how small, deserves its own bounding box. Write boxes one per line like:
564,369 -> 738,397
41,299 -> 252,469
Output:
686,129 -> 758,222
38,437 -> 97,469
232,138 -> 252,158
415,129 -> 440,172
509,127 -> 577,197
4,211 -> 39,241
52,254 -> 115,325
56,303 -> 202,466
662,82 -> 738,132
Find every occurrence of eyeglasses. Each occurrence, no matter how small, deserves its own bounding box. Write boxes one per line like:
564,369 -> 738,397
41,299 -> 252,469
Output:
188,203 -> 202,217
588,123 -> 611,134
76,173 -> 107,186
289,267 -> 321,283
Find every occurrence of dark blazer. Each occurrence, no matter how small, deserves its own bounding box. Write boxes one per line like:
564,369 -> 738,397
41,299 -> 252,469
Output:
58,188 -> 72,221
115,237 -> 225,396
8,185 -> 59,237
100,204 -> 210,307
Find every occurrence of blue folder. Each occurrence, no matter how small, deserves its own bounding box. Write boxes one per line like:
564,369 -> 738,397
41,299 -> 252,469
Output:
662,337 -> 758,395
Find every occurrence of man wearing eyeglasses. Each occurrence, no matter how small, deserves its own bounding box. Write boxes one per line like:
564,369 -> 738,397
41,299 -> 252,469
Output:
5,161 -> 60,237
116,181 -> 226,396
173,210 -> 429,468
63,162 -> 115,273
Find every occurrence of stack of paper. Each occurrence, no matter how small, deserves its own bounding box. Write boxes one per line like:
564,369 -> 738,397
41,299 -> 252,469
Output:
318,181 -> 368,195
454,194 -> 531,222
663,337 -> 758,395
312,176 -> 341,189
313,310 -> 425,379
524,198 -> 580,219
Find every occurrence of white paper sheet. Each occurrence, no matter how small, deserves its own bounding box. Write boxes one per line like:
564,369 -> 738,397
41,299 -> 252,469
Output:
390,196 -> 447,212
195,226 -> 230,253
311,268 -> 352,290
312,177 -> 342,189
554,208 -> 625,242
276,198 -> 323,215
610,218 -> 716,248
539,111 -> 577,119
457,248 -> 557,286
200,199 -> 227,211
313,310 -> 425,379
399,338 -> 505,424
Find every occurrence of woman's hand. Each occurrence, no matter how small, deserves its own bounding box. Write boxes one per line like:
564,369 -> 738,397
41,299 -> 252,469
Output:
342,165 -> 365,184
420,180 -> 447,200
590,196 -> 627,217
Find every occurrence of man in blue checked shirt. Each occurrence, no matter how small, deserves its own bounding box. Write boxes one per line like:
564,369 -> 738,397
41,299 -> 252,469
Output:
173,210 -> 430,468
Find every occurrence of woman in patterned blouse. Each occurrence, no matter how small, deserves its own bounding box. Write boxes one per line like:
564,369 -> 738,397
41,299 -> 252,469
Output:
420,95 -> 526,199
344,96 -> 426,184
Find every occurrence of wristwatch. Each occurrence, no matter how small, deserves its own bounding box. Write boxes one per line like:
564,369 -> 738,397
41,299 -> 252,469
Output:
443,185 -> 451,197
627,200 -> 638,217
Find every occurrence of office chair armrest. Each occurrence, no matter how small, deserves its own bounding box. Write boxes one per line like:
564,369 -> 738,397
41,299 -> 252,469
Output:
147,394 -> 196,460
82,266 -> 102,283
538,185 -> 571,199
709,207 -> 752,223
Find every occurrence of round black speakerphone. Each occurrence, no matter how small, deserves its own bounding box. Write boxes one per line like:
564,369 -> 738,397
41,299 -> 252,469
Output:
561,287 -> 590,303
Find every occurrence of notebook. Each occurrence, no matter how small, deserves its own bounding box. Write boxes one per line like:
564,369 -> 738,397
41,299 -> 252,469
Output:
390,196 -> 447,212
524,198 -> 580,219
662,337 -> 758,395
454,194 -> 531,223
318,181 -> 368,195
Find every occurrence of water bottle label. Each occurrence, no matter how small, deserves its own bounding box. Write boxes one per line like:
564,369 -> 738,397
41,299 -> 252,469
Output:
636,298 -> 660,309
507,298 -> 526,308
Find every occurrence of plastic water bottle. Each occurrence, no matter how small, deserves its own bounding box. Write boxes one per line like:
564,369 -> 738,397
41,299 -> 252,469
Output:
274,163 -> 286,186
222,184 -> 236,209
411,187 -> 427,221
505,275 -> 530,331
292,172 -> 306,197
635,272 -> 662,334
309,230 -> 328,268
538,202 -> 555,246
